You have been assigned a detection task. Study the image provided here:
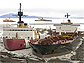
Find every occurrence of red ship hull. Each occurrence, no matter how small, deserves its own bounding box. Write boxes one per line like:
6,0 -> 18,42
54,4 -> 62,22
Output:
61,22 -> 73,24
3,39 -> 26,50
3,20 -> 16,22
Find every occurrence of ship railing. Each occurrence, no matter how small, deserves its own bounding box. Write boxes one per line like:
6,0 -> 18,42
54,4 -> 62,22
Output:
3,27 -> 33,31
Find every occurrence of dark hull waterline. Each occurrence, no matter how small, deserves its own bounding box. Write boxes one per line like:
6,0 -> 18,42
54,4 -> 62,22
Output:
30,35 -> 82,58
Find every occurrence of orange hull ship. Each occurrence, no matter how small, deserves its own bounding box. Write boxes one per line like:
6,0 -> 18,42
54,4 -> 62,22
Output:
35,17 -> 52,22
3,18 -> 16,22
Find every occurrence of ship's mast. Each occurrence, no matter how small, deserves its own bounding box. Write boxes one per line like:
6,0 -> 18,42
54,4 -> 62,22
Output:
18,3 -> 23,22
17,3 -> 25,28
65,13 -> 71,22
65,13 -> 70,18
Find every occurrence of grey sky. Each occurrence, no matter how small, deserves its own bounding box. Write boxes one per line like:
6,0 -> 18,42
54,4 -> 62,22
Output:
0,0 -> 84,17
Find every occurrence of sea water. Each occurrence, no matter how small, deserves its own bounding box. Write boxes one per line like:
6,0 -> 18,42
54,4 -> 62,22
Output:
1,18 -> 84,27
0,18 -> 84,33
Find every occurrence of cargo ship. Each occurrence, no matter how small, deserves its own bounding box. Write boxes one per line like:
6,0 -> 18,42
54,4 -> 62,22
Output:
3,18 -> 16,22
3,3 -> 40,50
29,14 -> 83,58
35,17 -> 52,22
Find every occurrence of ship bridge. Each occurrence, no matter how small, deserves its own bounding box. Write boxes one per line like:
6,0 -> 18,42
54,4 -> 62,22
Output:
53,23 -> 80,33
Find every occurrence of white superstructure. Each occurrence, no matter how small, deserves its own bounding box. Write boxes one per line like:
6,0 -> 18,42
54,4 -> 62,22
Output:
3,24 -> 39,40
54,24 -> 80,32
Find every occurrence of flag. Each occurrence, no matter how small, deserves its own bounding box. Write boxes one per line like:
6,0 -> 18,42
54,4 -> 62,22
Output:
65,15 -> 66,17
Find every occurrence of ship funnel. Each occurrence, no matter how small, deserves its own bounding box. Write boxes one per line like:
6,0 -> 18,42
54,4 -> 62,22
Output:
24,23 -> 28,28
17,21 -> 24,28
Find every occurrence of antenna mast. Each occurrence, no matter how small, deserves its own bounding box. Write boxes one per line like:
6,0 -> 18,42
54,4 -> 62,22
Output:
65,13 -> 70,18
18,3 -> 23,22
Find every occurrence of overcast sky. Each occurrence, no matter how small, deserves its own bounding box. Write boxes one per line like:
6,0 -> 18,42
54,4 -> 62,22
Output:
0,0 -> 84,17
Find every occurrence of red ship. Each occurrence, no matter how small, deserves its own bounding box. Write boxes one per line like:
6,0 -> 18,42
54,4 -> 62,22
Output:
3,3 -> 38,50
3,18 -> 16,22
3,38 -> 26,50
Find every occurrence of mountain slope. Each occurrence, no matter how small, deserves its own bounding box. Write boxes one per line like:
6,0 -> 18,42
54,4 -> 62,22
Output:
0,13 -> 60,19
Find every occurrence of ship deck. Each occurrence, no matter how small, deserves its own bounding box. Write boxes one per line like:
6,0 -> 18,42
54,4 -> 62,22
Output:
30,32 -> 80,45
